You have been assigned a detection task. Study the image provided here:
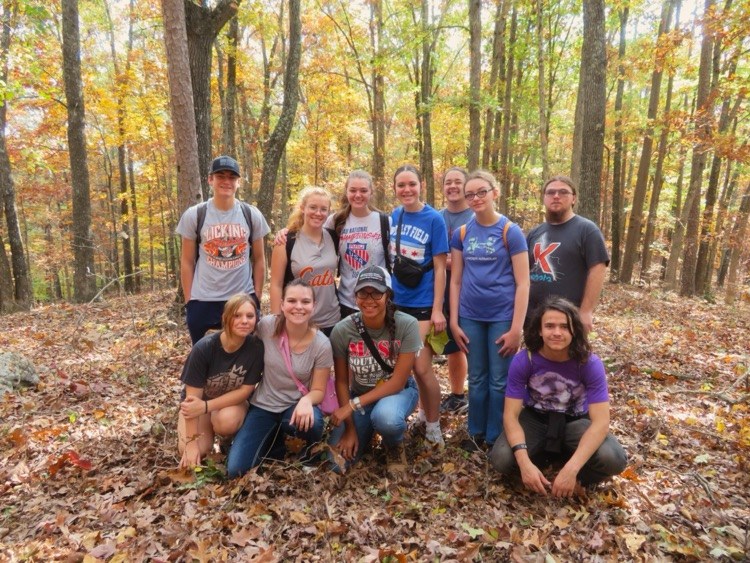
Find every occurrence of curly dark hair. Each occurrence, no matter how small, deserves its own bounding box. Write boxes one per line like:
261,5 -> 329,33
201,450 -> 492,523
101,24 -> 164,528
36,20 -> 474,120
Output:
383,291 -> 397,361
524,296 -> 590,363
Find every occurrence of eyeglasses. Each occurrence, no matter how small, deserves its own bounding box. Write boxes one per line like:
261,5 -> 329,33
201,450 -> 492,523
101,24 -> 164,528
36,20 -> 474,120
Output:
355,289 -> 385,301
464,188 -> 492,201
544,189 -> 574,197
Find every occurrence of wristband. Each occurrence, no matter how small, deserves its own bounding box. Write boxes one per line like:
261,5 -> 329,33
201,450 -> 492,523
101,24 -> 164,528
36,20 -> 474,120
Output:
350,396 -> 364,414
511,443 -> 527,453
204,400 -> 208,414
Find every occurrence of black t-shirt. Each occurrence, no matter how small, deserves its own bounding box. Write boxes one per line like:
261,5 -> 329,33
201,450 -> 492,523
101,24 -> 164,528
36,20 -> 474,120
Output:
180,332 -> 264,399
526,214 -> 609,313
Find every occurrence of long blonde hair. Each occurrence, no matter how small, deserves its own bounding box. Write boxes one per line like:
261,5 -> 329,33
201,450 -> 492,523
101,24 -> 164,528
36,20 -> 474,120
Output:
286,186 -> 333,233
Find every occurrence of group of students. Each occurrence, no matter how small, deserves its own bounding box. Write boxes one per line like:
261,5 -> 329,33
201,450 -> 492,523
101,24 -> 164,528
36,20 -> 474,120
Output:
175,155 -> 627,495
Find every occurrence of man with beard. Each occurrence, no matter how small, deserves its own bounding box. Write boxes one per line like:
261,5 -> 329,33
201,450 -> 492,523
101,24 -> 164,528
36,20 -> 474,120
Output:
526,176 -> 608,333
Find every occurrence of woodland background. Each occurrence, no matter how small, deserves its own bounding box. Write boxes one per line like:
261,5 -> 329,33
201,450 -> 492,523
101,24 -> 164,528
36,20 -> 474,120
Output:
0,1 -> 748,559
0,0 -> 748,310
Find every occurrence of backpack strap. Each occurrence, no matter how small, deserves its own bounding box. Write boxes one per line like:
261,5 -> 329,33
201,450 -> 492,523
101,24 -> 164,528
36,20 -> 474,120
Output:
459,223 -> 467,243
379,213 -> 391,272
194,202 -> 209,247
239,202 -> 254,244
352,313 -> 394,375
284,232 -> 297,287
502,218 -> 512,254
285,228 -> 339,287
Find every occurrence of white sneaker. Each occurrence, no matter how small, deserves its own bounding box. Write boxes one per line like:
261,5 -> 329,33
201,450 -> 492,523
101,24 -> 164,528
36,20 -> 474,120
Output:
424,424 -> 445,447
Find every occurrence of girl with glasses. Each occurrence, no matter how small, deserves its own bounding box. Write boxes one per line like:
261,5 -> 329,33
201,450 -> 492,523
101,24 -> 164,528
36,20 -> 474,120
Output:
270,187 -> 341,336
449,170 -> 530,452
390,164 -> 450,446
328,266 -> 422,477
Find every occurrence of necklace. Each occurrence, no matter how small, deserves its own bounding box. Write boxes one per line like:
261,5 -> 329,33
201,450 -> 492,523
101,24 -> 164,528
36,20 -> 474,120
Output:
288,328 -> 311,352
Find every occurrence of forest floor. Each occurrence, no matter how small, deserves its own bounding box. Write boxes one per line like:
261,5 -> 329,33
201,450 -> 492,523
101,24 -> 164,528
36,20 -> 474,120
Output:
0,283 -> 748,562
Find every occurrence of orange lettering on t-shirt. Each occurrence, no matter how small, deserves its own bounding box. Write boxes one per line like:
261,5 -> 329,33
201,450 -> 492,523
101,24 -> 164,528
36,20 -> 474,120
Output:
298,266 -> 335,287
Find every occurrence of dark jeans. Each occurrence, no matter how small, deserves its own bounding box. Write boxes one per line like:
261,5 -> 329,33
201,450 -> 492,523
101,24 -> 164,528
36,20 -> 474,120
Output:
186,294 -> 259,344
226,402 -> 325,478
489,408 -> 628,485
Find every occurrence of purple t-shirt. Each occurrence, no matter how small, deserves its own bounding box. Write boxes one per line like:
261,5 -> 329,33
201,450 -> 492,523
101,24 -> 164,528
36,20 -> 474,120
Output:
505,351 -> 609,416
450,216 -> 527,321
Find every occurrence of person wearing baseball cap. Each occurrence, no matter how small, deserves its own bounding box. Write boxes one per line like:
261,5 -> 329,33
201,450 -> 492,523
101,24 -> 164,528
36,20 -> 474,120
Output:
176,155 -> 271,344
327,265 -> 424,478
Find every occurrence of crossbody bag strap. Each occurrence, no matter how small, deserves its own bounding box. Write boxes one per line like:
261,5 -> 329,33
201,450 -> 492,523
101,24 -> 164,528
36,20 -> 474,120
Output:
278,332 -> 309,395
352,314 -> 394,374
395,210 -> 404,257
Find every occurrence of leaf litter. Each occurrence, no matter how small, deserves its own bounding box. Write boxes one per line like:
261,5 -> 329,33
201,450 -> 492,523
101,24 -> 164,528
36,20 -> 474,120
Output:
0,286 -> 748,561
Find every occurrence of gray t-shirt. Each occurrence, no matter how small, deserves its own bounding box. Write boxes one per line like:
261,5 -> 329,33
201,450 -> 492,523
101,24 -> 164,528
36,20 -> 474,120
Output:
290,230 -> 341,328
176,200 -> 270,301
329,311 -> 422,397
526,214 -> 609,313
324,211 -> 390,309
250,315 -> 334,413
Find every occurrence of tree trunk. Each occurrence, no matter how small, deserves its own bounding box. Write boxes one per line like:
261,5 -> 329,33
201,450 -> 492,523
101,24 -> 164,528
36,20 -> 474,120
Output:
467,0 -> 481,171
62,0 -> 96,302
724,183 -> 750,304
221,16 -> 238,156
708,162 -> 737,288
162,0 -> 202,215
499,7 -> 516,205
128,154 -> 141,292
419,0 -> 435,206
0,1 -> 31,308
0,231 -> 13,312
536,0 -> 549,183
184,0 -> 239,199
680,0 -> 715,297
372,0 -> 386,208
620,0 -> 672,284
482,0 -> 506,171
610,6 -> 629,281
257,0 -> 301,223
575,0 -> 607,224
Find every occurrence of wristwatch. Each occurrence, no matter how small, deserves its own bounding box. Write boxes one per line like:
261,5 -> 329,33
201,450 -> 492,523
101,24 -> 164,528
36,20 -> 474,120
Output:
350,396 -> 365,414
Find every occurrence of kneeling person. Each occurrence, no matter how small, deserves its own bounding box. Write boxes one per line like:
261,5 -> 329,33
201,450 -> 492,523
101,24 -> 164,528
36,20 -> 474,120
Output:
489,297 -> 627,496
328,266 -> 422,477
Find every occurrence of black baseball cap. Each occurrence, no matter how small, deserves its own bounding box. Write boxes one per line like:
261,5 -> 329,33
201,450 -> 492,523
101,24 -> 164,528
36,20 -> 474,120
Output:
210,155 -> 240,176
354,265 -> 392,294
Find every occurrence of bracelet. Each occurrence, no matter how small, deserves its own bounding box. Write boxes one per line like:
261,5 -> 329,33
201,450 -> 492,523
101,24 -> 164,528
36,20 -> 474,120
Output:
204,400 -> 208,414
511,443 -> 527,453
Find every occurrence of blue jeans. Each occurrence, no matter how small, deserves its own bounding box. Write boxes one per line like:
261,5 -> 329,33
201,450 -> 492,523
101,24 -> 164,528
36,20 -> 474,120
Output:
226,403 -> 325,478
460,317 -> 512,445
329,377 -> 418,467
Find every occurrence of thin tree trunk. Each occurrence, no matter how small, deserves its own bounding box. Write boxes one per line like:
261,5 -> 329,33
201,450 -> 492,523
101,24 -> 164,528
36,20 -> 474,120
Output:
708,162 -> 737,288
499,7 -> 516,205
62,0 -> 96,302
680,0 -> 715,296
222,16 -> 238,155
620,0 -> 673,283
257,0 -> 301,223
610,6 -> 629,281
724,183 -> 750,304
482,0 -> 506,171
536,0 -> 549,182
467,0 -> 481,170
128,153 -> 141,292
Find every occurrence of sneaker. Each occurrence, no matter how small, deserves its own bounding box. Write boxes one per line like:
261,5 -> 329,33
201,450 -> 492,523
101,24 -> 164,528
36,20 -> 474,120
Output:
460,435 -> 486,452
441,393 -> 468,413
385,443 -> 407,478
424,424 -> 445,447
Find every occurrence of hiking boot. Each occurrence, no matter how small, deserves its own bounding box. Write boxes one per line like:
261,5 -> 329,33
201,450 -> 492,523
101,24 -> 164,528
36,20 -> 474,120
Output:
424,424 -> 445,447
441,393 -> 468,413
385,442 -> 407,478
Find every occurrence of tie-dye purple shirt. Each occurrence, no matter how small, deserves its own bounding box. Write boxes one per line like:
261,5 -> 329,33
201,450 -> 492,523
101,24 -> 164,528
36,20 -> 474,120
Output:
505,351 -> 609,416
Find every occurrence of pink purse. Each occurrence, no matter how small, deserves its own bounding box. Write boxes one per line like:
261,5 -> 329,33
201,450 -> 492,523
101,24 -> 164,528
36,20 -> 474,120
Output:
278,332 -> 339,415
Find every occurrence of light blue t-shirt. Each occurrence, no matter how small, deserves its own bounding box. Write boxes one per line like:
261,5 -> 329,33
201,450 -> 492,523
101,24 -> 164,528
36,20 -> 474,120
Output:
450,216 -> 527,321
390,204 -> 449,308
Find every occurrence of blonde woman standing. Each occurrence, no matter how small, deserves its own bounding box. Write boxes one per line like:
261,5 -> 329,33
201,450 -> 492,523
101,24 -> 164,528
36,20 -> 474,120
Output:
270,187 -> 341,336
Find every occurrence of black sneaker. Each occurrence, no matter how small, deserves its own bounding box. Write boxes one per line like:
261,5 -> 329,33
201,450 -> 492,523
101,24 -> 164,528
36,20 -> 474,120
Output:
441,393 -> 468,413
460,435 -> 486,452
